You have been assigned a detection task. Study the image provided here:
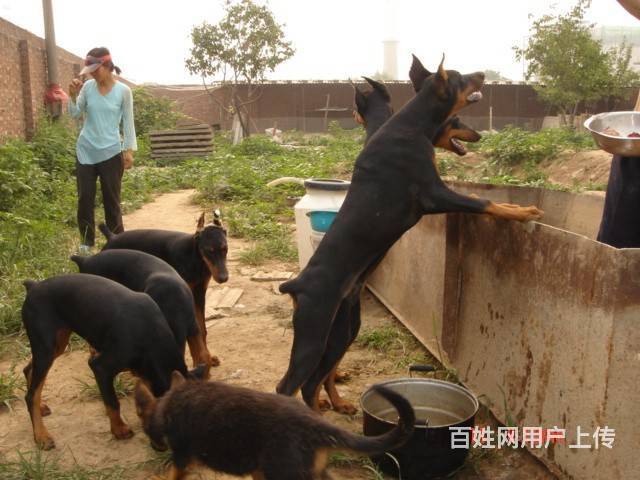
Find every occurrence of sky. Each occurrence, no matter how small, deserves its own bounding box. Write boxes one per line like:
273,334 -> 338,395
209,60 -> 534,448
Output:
0,0 -> 638,85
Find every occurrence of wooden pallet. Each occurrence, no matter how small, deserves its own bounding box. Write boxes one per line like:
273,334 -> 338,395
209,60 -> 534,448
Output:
150,122 -> 213,160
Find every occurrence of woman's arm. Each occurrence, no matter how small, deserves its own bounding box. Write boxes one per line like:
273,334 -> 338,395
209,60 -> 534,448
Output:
121,86 -> 137,152
67,79 -> 87,118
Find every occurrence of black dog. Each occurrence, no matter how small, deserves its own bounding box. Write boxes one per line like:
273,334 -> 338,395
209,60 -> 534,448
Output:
277,56 -> 543,412
71,249 -> 212,375
21,274 -> 203,450
135,371 -> 414,480
99,210 -> 228,365
312,77 -> 483,414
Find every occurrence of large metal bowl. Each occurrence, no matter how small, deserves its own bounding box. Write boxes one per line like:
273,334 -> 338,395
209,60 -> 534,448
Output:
584,111 -> 640,156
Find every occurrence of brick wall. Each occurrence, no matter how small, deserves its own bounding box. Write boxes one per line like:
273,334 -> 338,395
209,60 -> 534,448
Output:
0,17 -> 135,140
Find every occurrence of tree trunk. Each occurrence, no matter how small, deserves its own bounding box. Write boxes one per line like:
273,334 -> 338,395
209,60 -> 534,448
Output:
568,101 -> 580,130
559,109 -> 567,127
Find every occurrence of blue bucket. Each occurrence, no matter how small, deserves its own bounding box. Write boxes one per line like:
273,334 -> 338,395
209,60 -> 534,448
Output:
307,211 -> 337,233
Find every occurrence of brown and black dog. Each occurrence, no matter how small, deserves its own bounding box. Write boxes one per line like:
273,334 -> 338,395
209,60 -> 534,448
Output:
99,211 -> 228,366
278,55 -> 543,413
21,274 -> 205,450
135,371 -> 414,480
312,77 -> 483,414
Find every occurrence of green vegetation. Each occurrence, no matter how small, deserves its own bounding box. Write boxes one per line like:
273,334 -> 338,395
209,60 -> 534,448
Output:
0,366 -> 23,410
514,0 -> 639,126
0,450 -> 126,480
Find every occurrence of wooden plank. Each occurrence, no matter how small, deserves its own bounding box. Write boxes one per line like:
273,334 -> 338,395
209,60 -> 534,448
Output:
151,151 -> 212,159
149,127 -> 212,136
151,141 -> 213,148
151,147 -> 213,153
150,134 -> 212,142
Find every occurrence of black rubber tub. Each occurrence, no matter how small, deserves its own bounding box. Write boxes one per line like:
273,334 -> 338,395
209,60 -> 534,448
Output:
361,375 -> 479,479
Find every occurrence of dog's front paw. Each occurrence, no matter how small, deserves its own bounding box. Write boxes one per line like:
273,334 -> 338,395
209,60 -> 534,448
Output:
35,433 -> 55,450
333,400 -> 358,416
521,206 -> 544,221
112,423 -> 134,440
40,403 -> 51,417
333,370 -> 351,383
210,355 -> 221,367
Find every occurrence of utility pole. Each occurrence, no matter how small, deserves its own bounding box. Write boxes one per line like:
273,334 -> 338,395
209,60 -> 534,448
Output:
42,0 -> 67,119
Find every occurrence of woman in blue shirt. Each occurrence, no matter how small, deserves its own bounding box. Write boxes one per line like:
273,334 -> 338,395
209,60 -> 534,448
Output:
68,47 -> 136,253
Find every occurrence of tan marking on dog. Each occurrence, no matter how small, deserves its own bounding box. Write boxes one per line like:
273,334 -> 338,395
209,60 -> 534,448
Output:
485,202 -> 544,222
105,405 -> 133,440
313,448 -> 330,476
30,375 -> 54,450
186,334 -> 212,377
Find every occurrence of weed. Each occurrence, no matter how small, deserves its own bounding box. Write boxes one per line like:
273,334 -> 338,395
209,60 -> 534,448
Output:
0,450 -> 126,480
0,366 -> 23,410
76,373 -> 134,399
358,326 -> 404,352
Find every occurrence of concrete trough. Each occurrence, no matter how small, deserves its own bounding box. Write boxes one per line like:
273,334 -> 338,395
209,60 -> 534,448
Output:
367,182 -> 639,479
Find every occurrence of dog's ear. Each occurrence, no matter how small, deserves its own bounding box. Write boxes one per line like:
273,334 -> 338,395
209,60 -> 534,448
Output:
213,208 -> 223,227
410,54 -> 431,92
196,212 -> 205,232
433,53 -> 449,99
170,370 -> 186,389
363,77 -> 391,102
134,380 -> 156,417
354,84 -> 367,116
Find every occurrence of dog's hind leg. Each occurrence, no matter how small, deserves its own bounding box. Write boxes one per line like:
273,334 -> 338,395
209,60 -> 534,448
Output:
88,352 -> 133,440
276,292 -> 339,397
302,293 -> 362,414
24,352 -> 56,450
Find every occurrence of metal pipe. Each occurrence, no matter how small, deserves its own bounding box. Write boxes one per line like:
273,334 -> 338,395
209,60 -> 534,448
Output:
42,0 -> 58,85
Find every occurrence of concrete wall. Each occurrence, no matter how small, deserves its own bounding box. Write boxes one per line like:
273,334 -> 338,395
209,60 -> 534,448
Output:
367,183 -> 640,479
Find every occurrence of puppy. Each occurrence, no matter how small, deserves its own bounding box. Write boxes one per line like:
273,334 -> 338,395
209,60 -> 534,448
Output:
135,373 -> 415,480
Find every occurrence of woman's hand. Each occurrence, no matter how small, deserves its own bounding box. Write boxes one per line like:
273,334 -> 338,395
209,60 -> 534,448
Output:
122,150 -> 134,170
69,78 -> 83,99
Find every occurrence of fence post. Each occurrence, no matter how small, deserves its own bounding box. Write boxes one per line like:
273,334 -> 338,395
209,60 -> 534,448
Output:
18,40 -> 35,140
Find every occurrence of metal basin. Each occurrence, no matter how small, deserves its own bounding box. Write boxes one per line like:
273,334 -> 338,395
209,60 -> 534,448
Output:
584,111 -> 640,156
361,378 -> 479,479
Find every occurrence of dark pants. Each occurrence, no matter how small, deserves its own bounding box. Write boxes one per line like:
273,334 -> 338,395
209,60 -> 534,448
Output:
597,155 -> 640,249
76,153 -> 124,246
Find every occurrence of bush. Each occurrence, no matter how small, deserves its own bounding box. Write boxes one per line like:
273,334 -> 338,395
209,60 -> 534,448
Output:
478,126 -> 596,166
132,87 -> 183,136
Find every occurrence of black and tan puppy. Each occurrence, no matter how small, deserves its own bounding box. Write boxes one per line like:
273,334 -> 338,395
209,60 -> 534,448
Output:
21,274 -> 204,450
71,249 -> 212,375
99,210 -> 228,365
135,372 -> 415,480
278,55 -> 543,412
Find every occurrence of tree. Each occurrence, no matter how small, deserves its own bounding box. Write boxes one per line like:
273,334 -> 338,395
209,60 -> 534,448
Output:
514,0 -> 639,126
132,87 -> 183,136
484,70 -> 512,82
186,0 -> 295,142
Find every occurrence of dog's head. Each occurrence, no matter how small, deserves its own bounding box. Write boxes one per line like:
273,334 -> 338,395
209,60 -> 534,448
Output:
134,371 -> 187,452
353,77 -> 393,127
433,116 -> 481,156
195,209 -> 229,284
409,54 -> 484,118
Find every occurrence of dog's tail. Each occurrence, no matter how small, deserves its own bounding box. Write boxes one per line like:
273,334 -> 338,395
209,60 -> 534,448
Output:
279,277 -> 301,295
98,222 -> 114,240
23,280 -> 38,291
69,254 -> 85,268
329,385 -> 415,454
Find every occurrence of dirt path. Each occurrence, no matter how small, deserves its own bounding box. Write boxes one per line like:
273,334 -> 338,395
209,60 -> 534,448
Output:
0,190 -> 555,479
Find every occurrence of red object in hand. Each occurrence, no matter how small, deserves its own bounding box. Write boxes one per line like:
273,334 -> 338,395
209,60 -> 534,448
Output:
628,132 -> 640,138
44,84 -> 68,104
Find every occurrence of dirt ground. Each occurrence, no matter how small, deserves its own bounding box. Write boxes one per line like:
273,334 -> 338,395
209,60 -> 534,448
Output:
0,190 -> 556,479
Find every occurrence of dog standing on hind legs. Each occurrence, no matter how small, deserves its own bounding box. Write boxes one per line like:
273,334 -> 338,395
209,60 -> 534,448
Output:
278,55 -> 543,413
306,75 -> 488,415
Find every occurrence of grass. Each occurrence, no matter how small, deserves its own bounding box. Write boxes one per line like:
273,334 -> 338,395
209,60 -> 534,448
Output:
0,366 -> 23,410
76,373 -> 135,400
328,452 -> 386,479
0,450 -> 126,480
